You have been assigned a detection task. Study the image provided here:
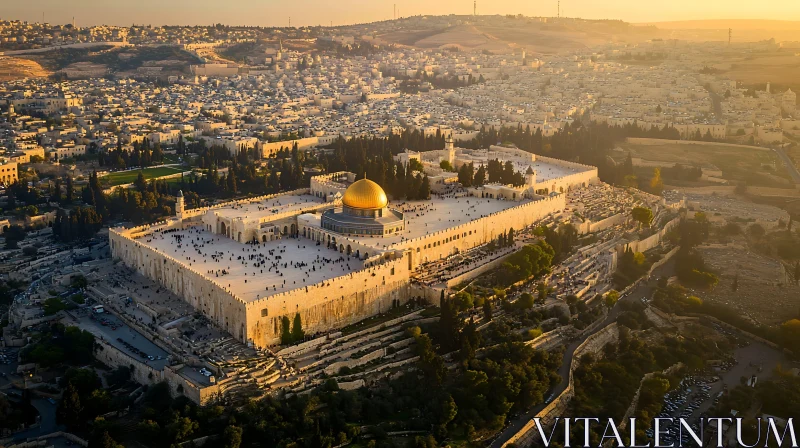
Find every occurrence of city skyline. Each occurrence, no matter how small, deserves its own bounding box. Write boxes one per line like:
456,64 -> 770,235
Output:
1,0 -> 800,28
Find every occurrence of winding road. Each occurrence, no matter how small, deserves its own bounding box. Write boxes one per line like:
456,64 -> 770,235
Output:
489,260 -> 676,447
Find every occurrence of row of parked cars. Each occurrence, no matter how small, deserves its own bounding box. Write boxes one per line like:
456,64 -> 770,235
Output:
115,337 -> 162,361
647,375 -> 717,445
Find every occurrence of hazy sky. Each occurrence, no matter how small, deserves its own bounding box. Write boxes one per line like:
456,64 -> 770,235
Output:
2,0 -> 800,27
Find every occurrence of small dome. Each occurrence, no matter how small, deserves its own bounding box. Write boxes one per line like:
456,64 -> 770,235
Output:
342,178 -> 388,210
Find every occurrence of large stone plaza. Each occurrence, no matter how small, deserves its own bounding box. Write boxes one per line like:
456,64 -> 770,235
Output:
110,152 -> 598,347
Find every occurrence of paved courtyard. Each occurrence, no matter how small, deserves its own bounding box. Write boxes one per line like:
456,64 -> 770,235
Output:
140,227 -> 365,301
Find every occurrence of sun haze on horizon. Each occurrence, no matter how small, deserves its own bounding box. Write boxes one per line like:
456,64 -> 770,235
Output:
2,0 -> 800,27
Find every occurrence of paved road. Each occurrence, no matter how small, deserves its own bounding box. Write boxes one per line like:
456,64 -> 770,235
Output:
489,260 -> 676,447
708,91 -> 724,119
772,147 -> 800,184
11,398 -> 63,442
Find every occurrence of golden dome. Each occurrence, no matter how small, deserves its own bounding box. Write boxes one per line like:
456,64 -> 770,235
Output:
342,178 -> 388,210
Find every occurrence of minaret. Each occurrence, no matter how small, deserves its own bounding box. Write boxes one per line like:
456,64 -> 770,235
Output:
474,0 -> 477,16
445,135 -> 455,166
525,166 -> 537,188
176,190 -> 185,221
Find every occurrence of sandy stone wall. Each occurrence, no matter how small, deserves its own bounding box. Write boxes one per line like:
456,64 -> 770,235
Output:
403,195 -> 567,268
246,257 -> 412,346
110,224 -> 249,340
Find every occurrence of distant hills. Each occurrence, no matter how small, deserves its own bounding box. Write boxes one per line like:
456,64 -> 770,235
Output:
371,17 -> 658,54
637,19 -> 800,31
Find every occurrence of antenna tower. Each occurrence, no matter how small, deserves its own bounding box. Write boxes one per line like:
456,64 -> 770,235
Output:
474,0 -> 477,16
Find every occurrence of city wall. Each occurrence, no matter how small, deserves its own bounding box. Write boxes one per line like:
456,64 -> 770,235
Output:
245,256 -> 412,346
110,223 -> 249,341
259,135 -> 340,157
94,339 -> 219,405
444,247 -> 517,288
625,137 -> 772,152
618,216 -> 680,256
401,194 -> 567,268
504,323 -> 620,448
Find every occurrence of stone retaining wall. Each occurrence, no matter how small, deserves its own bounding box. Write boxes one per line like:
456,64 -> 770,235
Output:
503,324 -> 620,447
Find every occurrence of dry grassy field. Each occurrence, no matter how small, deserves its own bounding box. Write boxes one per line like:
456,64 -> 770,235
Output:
617,141 -> 793,188
0,56 -> 49,81
708,53 -> 800,89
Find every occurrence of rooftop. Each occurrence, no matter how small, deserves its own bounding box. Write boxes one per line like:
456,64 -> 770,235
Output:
209,194 -> 326,222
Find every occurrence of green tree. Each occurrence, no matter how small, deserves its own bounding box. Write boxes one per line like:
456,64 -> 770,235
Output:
59,382 -> 83,428
439,160 -> 454,171
631,207 -> 654,229
222,425 -> 243,448
281,316 -> 292,345
291,313 -> 304,342
474,165 -> 486,185
419,175 -> 431,199
604,290 -> 620,308
517,292 -> 535,310
649,168 -> 664,195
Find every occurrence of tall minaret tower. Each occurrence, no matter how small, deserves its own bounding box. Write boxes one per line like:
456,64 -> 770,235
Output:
176,190 -> 185,221
525,166 -> 537,188
474,0 -> 476,16
445,135 -> 456,166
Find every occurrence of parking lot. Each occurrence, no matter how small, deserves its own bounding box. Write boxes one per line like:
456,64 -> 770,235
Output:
72,308 -> 170,370
648,324 -> 788,446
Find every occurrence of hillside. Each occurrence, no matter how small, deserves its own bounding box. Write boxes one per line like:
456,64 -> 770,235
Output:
0,56 -> 50,81
374,17 -> 658,54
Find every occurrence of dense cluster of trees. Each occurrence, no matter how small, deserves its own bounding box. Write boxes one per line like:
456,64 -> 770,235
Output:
673,214 -> 719,288
568,326 -> 725,444
494,240 -> 555,287
59,304 -> 562,447
675,248 -> 719,289
614,247 -> 650,289
457,162 -> 485,188
99,138 -> 165,170
21,323 -> 95,368
532,223 -> 578,261
661,163 -> 702,182
0,393 -> 36,433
